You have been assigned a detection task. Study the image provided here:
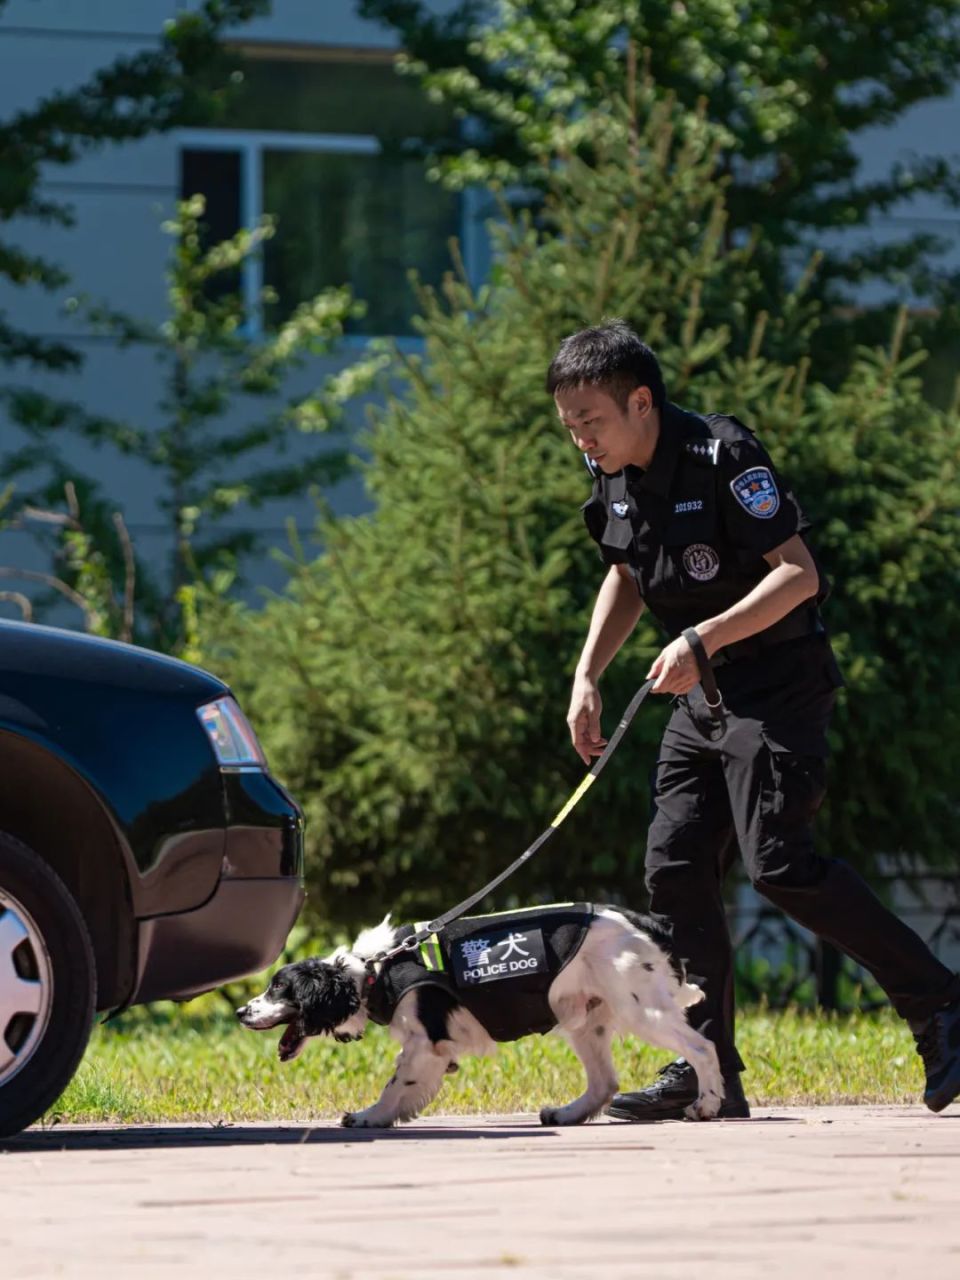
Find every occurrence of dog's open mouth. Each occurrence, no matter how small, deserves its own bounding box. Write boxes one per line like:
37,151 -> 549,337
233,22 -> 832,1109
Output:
278,1021 -> 305,1062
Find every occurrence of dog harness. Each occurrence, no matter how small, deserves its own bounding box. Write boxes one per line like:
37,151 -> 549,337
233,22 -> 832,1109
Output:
366,904 -> 593,1042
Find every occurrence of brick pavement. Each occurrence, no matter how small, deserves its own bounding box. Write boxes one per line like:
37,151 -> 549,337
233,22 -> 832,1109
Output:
1,1107 -> 958,1279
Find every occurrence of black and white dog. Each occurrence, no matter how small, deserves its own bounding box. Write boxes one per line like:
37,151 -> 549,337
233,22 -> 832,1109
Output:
236,905 -> 724,1128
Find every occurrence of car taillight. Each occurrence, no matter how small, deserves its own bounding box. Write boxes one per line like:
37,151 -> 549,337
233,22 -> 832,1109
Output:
197,697 -> 267,769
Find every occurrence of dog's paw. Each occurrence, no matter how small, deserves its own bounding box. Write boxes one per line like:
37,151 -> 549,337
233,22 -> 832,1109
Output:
683,1090 -> 722,1121
341,1111 -> 394,1129
540,1105 -> 590,1127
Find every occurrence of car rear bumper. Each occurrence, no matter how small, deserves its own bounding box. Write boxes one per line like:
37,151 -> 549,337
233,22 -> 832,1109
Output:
131,875 -> 304,1004
126,769 -> 306,1005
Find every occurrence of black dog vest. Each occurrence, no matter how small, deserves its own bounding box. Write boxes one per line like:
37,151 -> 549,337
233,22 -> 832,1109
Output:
366,904 -> 592,1042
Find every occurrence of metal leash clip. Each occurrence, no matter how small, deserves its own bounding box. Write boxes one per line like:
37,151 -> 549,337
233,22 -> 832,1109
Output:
367,931 -> 422,972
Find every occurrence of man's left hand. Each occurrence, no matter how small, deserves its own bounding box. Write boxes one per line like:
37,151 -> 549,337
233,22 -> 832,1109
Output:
647,634 -> 699,695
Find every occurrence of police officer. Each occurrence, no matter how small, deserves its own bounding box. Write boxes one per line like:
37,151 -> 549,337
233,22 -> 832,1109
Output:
548,320 -> 960,1121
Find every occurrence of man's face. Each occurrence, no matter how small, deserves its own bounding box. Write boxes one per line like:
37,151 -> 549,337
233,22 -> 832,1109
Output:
554,383 -> 652,474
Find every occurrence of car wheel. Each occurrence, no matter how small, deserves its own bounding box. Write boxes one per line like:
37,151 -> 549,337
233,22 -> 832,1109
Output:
0,834 -> 96,1138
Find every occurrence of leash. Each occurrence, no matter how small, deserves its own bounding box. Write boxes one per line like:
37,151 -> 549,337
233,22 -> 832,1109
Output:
682,626 -> 727,739
368,676 -> 657,970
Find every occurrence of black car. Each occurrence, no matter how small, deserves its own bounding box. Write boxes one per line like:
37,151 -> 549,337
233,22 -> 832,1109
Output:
0,619 -> 304,1137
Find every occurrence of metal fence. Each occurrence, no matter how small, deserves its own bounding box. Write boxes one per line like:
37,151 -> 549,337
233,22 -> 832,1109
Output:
728,871 -> 960,1010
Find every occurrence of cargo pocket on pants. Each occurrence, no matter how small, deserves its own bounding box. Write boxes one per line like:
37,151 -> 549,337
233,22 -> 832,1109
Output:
761,750 -> 827,827
753,741 -> 828,887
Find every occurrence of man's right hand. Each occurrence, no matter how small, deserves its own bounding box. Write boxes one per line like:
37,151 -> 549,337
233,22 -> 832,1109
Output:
567,673 -> 607,765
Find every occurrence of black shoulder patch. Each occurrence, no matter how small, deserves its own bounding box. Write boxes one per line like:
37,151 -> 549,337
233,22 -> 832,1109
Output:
683,439 -> 722,466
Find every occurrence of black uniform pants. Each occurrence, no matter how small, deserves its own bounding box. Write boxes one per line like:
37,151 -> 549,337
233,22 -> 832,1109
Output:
644,636 -> 960,1073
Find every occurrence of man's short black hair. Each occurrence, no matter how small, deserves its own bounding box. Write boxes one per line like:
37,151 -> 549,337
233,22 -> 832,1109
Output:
546,320 -> 666,411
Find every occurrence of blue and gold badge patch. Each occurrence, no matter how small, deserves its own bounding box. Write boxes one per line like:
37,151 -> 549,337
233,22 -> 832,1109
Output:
730,466 -> 780,519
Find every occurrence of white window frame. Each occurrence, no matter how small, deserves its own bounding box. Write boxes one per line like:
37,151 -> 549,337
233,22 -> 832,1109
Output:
177,127 -> 482,345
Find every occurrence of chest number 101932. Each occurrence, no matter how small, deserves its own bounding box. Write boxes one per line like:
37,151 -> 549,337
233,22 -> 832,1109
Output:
674,499 -> 704,514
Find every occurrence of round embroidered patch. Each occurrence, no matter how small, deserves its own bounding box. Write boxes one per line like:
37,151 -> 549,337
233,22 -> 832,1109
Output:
730,466 -> 780,518
682,543 -> 720,582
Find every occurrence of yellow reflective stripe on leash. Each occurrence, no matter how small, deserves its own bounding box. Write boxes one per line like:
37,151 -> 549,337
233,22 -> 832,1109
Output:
419,678 -> 653,934
550,773 -> 596,827
370,678 -> 656,969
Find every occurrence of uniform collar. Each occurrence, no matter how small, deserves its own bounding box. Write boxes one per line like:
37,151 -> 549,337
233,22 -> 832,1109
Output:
628,401 -> 684,497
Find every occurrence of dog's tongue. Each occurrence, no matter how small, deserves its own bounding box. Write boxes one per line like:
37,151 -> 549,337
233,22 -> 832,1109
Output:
278,1023 -> 304,1062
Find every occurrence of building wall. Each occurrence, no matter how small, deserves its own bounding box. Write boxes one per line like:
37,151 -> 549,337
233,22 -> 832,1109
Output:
1,1 -> 958,618
816,87 -> 960,307
0,1 -> 463,608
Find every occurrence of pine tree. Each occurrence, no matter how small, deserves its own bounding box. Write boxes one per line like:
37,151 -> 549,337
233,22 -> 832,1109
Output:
202,88 -> 960,928
358,0 -> 960,384
0,198 -> 378,649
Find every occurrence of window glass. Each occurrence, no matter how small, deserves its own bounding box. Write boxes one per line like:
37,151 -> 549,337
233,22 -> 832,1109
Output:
185,53 -> 463,335
262,146 -> 460,336
179,148 -> 243,301
181,148 -> 242,238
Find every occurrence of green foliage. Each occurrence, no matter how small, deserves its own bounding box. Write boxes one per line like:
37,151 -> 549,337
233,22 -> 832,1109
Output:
0,0 -> 293,646
0,0 -> 268,374
689,313 -> 960,870
200,95 -> 762,926
0,198 -> 379,649
202,89 -> 960,930
359,0 -> 960,377
0,481 -> 141,638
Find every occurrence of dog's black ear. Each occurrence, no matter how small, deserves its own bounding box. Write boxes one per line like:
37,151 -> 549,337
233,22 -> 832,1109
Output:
292,959 -> 361,1037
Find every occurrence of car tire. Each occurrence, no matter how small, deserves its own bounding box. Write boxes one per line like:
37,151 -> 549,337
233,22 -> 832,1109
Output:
0,833 -> 96,1139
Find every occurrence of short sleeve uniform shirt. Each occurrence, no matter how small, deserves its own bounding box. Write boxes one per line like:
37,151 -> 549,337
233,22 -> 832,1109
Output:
581,401 -> 818,639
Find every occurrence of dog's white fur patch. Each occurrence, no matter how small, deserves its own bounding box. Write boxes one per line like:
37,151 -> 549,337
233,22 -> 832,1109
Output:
238,993 -> 295,1029
350,915 -> 397,963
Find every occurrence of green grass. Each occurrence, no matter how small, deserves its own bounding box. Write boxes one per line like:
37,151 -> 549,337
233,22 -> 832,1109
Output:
45,1002 -> 923,1126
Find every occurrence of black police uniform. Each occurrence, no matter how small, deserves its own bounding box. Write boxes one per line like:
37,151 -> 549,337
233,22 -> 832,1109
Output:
582,401 -> 960,1071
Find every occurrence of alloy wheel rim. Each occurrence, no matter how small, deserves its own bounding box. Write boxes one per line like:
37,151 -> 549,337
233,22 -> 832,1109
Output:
0,892 -> 54,1087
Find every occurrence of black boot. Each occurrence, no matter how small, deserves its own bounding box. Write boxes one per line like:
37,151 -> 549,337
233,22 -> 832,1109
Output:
606,1058 -> 750,1121
912,998 -> 960,1113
